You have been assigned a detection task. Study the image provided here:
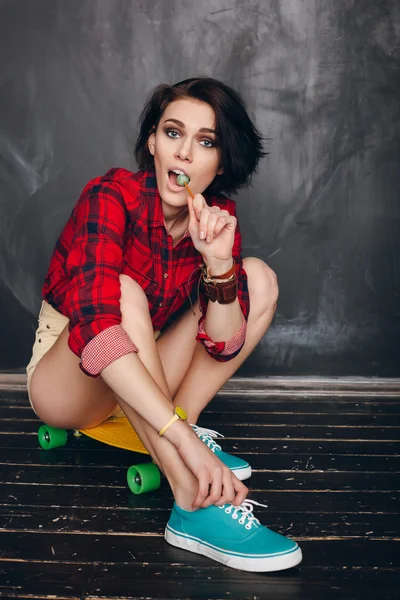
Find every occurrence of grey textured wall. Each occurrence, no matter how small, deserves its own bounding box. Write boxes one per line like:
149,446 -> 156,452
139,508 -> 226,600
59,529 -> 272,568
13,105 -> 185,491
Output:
0,0 -> 399,375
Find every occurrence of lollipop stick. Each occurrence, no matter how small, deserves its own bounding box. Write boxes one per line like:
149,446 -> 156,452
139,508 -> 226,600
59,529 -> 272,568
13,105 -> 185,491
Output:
184,182 -> 195,199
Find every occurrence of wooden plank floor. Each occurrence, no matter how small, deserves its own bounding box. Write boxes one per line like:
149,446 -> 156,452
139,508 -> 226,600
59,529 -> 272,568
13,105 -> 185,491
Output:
0,378 -> 399,600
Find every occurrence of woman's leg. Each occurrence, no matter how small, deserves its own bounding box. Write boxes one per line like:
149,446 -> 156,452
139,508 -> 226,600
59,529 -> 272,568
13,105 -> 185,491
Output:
111,259 -> 276,507
158,257 -> 279,423
103,276 -> 202,508
29,276 -> 203,510
29,257 -> 274,508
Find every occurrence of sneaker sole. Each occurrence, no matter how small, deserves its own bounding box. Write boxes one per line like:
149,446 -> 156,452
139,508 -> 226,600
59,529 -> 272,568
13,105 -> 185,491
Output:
165,525 -> 303,572
231,465 -> 252,481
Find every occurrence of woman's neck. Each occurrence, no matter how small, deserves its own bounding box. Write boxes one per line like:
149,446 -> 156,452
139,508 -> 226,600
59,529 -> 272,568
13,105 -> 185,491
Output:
163,205 -> 189,229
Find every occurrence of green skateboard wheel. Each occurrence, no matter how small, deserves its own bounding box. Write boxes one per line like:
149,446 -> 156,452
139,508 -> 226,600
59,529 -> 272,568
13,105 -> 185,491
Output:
126,463 -> 161,494
38,425 -> 68,450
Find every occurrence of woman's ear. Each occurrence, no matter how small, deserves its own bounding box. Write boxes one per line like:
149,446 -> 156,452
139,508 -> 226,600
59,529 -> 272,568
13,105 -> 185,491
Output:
217,165 -> 224,175
148,132 -> 155,156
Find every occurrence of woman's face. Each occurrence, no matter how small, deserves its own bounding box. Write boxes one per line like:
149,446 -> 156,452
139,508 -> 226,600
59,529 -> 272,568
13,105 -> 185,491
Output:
148,97 -> 223,212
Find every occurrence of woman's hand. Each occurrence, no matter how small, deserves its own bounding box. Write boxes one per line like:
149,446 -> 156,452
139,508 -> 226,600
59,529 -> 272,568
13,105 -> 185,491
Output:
187,194 -> 236,263
176,429 -> 248,509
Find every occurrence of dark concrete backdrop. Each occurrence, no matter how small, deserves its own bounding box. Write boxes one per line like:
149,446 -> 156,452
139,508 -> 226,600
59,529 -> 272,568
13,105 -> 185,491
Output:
0,0 -> 399,376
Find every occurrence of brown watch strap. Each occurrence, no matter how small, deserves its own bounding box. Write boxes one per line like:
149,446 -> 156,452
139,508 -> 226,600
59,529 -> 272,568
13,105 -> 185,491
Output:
203,277 -> 238,304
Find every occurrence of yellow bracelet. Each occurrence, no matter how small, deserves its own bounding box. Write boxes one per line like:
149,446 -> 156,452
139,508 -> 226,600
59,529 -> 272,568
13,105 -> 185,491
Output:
158,406 -> 188,437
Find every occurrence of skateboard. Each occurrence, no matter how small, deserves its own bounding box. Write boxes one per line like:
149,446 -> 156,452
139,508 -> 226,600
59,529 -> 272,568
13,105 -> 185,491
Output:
37,415 -> 161,495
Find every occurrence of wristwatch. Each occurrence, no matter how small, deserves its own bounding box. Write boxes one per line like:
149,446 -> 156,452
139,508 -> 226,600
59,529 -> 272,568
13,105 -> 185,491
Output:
158,406 -> 188,437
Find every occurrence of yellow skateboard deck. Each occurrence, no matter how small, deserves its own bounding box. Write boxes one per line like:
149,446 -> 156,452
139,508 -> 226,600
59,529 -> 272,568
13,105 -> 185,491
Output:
79,415 -> 148,455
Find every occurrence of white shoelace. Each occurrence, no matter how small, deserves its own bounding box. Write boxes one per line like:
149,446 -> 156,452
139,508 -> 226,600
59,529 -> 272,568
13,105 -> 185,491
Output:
219,499 -> 268,530
191,424 -> 224,453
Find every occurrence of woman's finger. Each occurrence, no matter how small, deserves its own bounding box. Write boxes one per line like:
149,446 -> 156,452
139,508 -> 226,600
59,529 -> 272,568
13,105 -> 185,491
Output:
187,196 -> 199,236
192,472 -> 210,509
201,468 -> 223,508
199,207 -> 210,241
193,193 -> 206,221
205,212 -> 219,243
215,470 -> 236,506
213,216 -> 227,238
232,477 -> 249,507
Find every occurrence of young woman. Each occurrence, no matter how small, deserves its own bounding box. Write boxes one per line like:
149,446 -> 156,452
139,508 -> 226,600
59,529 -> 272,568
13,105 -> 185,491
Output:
26,77 -> 302,572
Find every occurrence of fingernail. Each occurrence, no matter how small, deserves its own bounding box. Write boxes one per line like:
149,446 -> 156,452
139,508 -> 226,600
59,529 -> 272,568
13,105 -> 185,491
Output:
206,236 -> 211,243
200,231 -> 205,239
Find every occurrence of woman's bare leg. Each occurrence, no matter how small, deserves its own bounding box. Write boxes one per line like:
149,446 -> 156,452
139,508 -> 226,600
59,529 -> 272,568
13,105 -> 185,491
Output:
107,277 -> 202,508
29,258 -> 273,509
29,276 -> 203,510
114,258 -> 276,507
158,257 -> 279,423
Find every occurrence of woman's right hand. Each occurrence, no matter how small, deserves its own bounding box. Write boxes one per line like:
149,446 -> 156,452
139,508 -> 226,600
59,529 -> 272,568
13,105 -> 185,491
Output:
175,426 -> 248,509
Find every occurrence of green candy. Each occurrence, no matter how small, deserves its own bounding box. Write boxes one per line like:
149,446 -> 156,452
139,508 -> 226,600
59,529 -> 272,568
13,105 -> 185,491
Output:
176,173 -> 190,187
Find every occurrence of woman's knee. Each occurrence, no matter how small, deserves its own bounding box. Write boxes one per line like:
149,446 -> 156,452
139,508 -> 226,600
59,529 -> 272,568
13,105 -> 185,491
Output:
242,257 -> 279,315
28,325 -> 117,429
119,274 -> 150,316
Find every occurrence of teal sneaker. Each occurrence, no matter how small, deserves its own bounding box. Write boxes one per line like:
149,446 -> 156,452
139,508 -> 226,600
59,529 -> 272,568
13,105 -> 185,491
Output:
191,424 -> 251,481
165,499 -> 302,572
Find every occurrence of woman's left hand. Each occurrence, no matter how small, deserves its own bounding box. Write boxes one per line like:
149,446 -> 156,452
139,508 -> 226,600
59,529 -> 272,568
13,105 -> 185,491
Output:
187,193 -> 236,262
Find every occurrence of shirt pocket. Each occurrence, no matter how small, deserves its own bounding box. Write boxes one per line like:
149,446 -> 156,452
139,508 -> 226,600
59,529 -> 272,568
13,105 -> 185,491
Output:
122,256 -> 161,296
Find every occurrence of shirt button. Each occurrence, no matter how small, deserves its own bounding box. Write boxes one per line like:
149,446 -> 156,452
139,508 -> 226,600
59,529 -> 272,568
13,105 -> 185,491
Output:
158,302 -> 163,308
163,273 -> 168,279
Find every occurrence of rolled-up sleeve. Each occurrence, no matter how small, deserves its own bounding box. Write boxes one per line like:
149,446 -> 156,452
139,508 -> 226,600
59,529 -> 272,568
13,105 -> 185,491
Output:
196,200 -> 250,361
64,180 -> 138,378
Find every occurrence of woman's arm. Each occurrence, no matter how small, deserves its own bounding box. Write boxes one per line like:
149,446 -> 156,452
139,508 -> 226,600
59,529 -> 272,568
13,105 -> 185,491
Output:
187,195 -> 249,358
201,258 -> 245,342
100,352 -> 192,446
64,177 -> 135,374
62,175 -> 191,445
57,175 -> 247,508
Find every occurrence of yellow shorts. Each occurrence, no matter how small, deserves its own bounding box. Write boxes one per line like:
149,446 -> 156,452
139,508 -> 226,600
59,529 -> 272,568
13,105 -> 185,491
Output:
26,300 -> 160,416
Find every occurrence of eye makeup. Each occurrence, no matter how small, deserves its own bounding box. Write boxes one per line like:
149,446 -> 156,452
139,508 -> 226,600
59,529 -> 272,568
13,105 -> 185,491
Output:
164,126 -> 217,149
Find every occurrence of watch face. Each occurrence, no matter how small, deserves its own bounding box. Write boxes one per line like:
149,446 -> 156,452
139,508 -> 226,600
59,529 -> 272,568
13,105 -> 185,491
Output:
175,406 -> 187,420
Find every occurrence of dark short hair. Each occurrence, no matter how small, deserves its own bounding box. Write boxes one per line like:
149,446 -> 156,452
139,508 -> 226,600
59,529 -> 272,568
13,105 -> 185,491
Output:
134,77 -> 266,195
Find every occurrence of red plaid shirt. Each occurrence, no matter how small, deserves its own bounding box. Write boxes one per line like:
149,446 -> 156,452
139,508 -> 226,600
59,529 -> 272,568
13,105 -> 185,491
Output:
42,168 -> 249,377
